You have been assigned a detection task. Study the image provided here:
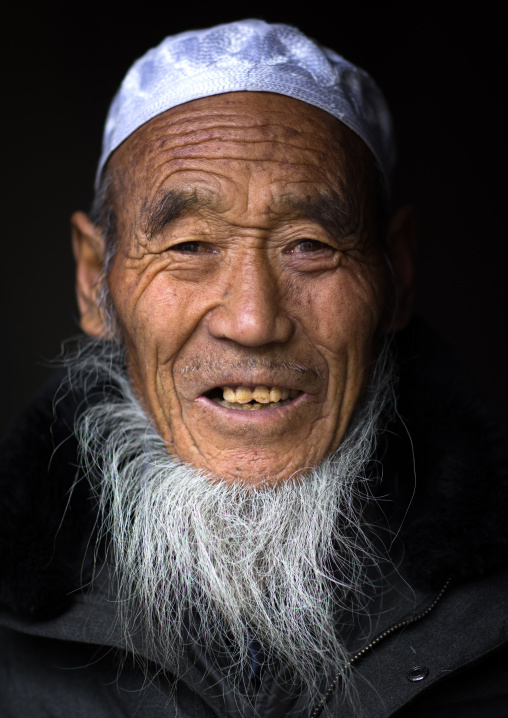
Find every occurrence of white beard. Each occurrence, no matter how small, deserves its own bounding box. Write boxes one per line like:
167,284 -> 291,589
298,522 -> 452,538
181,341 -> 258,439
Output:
71,338 -> 395,712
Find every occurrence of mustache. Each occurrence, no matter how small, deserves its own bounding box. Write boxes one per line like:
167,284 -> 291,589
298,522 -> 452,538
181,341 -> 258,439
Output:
177,356 -> 324,387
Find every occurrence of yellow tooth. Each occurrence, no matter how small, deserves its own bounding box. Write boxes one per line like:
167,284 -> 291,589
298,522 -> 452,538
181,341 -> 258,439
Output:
223,387 -> 236,402
253,386 -> 270,403
269,387 -> 281,402
222,385 -> 295,405
235,387 -> 252,404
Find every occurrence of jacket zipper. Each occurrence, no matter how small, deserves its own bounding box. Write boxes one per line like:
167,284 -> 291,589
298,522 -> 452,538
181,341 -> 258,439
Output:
309,577 -> 452,717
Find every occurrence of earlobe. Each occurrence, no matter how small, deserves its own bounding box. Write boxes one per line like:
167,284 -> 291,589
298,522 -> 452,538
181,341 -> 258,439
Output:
386,204 -> 418,332
71,211 -> 109,338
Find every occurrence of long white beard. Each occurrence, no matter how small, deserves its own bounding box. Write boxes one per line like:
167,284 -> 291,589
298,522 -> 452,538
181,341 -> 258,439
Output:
71,338 -> 395,712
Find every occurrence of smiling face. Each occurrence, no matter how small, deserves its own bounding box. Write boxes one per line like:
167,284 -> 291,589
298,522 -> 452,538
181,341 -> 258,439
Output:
74,92 -> 394,486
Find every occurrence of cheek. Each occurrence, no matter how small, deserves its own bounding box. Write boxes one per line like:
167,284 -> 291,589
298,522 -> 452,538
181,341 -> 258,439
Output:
291,264 -> 385,359
304,269 -> 385,446
110,268 -> 198,372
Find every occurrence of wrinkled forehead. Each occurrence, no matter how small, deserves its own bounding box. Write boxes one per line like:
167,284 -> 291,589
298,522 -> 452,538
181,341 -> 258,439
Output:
107,92 -> 377,211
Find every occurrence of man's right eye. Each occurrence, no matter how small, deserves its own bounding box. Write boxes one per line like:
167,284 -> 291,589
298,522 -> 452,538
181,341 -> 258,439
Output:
170,241 -> 202,253
169,242 -> 220,254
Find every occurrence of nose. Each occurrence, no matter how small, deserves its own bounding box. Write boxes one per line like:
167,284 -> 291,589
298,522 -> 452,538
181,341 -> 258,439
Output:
207,252 -> 294,347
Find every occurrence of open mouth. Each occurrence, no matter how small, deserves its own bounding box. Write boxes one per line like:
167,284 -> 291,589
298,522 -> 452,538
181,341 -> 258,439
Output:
204,385 -> 300,410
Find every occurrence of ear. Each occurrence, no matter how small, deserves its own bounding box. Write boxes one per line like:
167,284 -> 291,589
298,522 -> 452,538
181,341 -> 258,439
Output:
71,211 -> 109,338
385,204 -> 418,332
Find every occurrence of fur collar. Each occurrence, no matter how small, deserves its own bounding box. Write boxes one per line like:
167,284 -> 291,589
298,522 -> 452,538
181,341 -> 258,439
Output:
1,320 -> 507,619
386,320 -> 508,588
0,372 -> 96,618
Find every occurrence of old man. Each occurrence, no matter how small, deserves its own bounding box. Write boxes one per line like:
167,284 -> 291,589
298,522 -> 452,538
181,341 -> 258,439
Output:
1,19 -> 507,718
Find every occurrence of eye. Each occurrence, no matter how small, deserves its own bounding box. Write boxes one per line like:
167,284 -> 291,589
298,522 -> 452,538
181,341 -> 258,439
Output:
283,236 -> 340,272
169,241 -> 218,254
170,241 -> 202,253
289,239 -> 333,253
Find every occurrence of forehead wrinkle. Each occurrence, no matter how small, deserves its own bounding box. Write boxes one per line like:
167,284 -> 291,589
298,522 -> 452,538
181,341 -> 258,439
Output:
137,137 -> 333,189
143,109 -> 323,142
136,119 -> 335,166
153,145 -> 332,169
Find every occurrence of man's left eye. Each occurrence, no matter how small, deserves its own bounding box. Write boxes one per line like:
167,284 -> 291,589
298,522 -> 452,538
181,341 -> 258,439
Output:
169,242 -> 218,254
170,241 -> 202,253
291,239 -> 331,253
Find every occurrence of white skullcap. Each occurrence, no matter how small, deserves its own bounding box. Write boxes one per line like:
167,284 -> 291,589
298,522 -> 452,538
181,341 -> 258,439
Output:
96,19 -> 395,190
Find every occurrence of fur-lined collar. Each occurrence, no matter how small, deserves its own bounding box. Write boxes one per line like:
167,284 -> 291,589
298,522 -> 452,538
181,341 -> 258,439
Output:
1,319 -> 507,620
0,372 -> 96,618
386,320 -> 508,588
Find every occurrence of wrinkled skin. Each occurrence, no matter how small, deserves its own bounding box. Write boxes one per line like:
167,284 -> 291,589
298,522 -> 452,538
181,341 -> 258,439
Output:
73,92 -> 414,486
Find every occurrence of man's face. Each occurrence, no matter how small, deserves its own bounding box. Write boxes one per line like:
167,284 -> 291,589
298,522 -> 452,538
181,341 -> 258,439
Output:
91,93 -> 390,486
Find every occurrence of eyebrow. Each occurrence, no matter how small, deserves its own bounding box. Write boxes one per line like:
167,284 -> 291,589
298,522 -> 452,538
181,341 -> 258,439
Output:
141,189 -> 213,239
280,191 -> 359,241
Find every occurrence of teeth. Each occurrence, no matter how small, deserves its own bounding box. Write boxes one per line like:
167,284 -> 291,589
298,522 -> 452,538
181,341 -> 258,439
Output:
269,387 -> 281,402
235,387 -> 253,404
223,387 -> 237,403
222,385 -> 294,404
217,399 -> 289,410
253,386 -> 271,403
277,388 -> 291,401
213,385 -> 298,410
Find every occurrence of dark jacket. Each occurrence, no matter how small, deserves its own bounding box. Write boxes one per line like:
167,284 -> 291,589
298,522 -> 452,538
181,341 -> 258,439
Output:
1,321 -> 508,717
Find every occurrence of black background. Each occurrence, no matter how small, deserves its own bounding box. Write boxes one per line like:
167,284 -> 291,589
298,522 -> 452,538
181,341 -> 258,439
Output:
2,2 -> 506,434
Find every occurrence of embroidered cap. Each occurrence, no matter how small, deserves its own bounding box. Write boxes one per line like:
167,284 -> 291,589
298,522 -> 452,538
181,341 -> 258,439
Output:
96,19 -> 395,190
